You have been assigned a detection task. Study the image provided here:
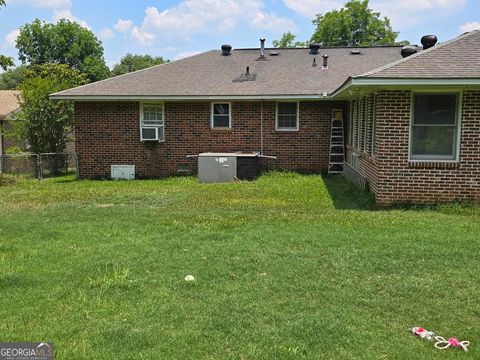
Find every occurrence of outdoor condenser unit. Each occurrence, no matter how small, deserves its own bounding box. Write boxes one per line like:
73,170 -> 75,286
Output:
197,152 -> 259,183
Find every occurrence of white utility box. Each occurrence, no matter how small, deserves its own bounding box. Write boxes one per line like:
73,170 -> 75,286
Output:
111,165 -> 135,180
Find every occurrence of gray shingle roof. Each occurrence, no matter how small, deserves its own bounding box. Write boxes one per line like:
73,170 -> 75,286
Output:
359,30 -> 480,79
51,46 -> 404,99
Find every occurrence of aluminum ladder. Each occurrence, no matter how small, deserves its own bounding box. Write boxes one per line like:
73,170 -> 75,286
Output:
328,110 -> 345,174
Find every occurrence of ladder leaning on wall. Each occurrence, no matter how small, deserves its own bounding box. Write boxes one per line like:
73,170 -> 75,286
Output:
328,109 -> 345,174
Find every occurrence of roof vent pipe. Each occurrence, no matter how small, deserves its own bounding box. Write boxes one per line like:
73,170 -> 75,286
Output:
421,35 -> 437,50
401,45 -> 417,58
221,44 -> 232,56
260,38 -> 266,59
322,54 -> 329,69
309,43 -> 320,55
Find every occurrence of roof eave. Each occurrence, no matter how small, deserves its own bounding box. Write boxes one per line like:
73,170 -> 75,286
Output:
49,94 -> 331,101
330,77 -> 480,99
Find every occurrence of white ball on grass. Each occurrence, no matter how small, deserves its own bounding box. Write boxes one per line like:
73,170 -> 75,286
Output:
185,275 -> 195,282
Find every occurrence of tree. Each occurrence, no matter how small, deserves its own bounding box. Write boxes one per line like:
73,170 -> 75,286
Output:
310,0 -> 398,46
272,32 -> 306,48
16,19 -> 109,81
110,54 -> 168,77
0,0 -> 14,70
0,65 -> 28,90
11,64 -> 88,154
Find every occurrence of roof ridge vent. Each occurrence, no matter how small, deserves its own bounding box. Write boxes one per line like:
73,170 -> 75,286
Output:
421,35 -> 438,50
309,43 -> 320,55
401,45 -> 417,58
221,44 -> 232,56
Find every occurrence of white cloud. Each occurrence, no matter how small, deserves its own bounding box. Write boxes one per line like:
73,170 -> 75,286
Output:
250,12 -> 298,31
282,0 -> 467,29
282,0 -> 341,17
4,29 -> 20,48
53,9 -> 90,29
174,50 -> 202,60
459,22 -> 480,33
98,28 -> 115,41
131,27 -> 156,46
372,0 -> 467,28
8,0 -> 71,8
114,19 -> 133,33
120,0 -> 297,47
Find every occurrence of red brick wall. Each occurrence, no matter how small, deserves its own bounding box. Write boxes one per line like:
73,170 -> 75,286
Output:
348,90 -> 480,205
74,100 -> 347,179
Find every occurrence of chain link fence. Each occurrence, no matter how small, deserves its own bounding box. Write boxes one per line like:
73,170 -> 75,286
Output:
0,153 -> 78,179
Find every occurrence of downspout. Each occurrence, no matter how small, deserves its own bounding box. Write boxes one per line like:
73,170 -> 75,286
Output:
260,100 -> 264,155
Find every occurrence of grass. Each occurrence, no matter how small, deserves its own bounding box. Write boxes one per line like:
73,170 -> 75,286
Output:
0,172 -> 479,359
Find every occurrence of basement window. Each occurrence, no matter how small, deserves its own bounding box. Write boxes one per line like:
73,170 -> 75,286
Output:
211,103 -> 231,128
410,93 -> 460,161
276,101 -> 299,131
140,103 -> 164,141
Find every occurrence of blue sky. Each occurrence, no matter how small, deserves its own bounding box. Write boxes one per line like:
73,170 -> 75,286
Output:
1,0 -> 479,69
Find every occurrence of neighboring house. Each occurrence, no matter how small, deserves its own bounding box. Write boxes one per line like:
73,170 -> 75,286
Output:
51,31 -> 480,205
0,90 -> 22,155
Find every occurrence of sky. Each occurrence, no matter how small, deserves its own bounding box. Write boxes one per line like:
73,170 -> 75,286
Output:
1,0 -> 479,69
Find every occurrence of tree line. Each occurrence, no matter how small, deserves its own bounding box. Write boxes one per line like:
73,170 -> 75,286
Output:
0,0 -> 404,155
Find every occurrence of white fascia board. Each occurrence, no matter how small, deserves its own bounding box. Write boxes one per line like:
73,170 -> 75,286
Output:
330,78 -> 480,98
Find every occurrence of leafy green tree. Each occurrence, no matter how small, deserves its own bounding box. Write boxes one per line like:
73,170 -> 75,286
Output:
11,64 -> 88,154
16,19 -> 109,81
110,54 -> 168,77
0,65 -> 28,90
272,32 -> 307,48
310,0 -> 398,46
0,0 -> 14,70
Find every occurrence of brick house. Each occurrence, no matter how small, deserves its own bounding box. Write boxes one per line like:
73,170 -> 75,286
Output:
52,31 -> 480,205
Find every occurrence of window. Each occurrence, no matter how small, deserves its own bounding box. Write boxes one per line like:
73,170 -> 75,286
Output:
140,103 -> 164,141
276,102 -> 299,131
211,103 -> 231,128
371,95 -> 377,157
410,94 -> 460,161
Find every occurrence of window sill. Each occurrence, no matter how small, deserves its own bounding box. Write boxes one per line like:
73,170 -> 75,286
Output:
211,127 -> 232,131
276,128 -> 299,132
408,160 -> 459,169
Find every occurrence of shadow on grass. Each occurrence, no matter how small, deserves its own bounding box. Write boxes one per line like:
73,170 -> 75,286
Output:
323,174 -> 480,216
321,174 -> 376,211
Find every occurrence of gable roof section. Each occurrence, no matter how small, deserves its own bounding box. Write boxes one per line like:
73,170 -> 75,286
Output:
0,90 -> 20,119
330,30 -> 480,98
51,46 -> 404,100
360,30 -> 480,79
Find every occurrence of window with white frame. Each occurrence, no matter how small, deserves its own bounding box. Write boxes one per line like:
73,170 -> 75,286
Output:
371,95 -> 377,157
276,102 -> 299,131
410,93 -> 460,161
140,103 -> 164,141
211,103 -> 231,128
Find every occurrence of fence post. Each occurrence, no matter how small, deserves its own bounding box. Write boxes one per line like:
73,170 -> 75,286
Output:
37,154 -> 42,180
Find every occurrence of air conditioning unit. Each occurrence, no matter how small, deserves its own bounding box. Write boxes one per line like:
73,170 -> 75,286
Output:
111,165 -> 135,180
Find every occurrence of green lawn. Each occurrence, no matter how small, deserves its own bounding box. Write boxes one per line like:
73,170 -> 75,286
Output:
0,172 -> 479,359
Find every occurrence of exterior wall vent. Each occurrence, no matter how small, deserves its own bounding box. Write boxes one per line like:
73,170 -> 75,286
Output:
111,165 -> 135,180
